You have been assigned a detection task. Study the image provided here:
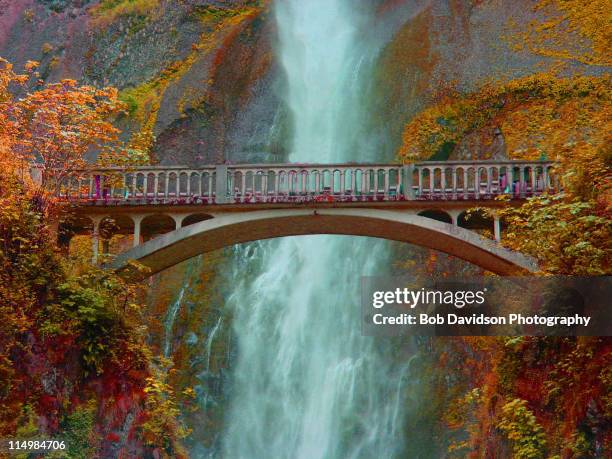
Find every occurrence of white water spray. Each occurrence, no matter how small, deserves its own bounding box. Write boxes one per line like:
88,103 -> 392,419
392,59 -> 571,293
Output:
223,1 -> 410,458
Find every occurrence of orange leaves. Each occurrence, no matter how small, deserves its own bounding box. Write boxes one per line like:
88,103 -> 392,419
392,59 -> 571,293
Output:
0,57 -> 135,203
14,79 -> 125,165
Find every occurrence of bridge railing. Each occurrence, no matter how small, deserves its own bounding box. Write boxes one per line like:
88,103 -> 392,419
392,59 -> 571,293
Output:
411,160 -> 557,200
55,160 -> 557,204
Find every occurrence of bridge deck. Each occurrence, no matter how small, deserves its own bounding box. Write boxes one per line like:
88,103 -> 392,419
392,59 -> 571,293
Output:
54,160 -> 554,274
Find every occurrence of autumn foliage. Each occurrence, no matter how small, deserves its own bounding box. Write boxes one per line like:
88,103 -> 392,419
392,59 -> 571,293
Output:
509,0 -> 611,67
0,57 -> 185,457
396,1 -> 611,455
0,58 -> 150,207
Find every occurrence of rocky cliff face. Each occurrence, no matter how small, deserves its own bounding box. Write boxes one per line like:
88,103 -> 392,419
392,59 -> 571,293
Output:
1,0 -> 282,166
1,0 -> 558,166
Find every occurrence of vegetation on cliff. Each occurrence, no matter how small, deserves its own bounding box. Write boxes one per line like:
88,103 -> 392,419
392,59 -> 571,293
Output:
437,336 -> 611,458
397,1 -> 611,455
0,58 -> 186,458
399,72 -> 611,274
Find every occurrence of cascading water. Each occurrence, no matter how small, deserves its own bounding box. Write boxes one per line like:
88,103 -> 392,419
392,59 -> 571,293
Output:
163,257 -> 200,358
222,1 -> 412,457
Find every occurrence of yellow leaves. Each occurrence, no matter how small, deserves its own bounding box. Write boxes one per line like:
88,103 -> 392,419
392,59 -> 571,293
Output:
497,399 -> 547,458
23,60 -> 39,72
398,73 -> 611,163
508,0 -> 611,67
398,71 -> 610,275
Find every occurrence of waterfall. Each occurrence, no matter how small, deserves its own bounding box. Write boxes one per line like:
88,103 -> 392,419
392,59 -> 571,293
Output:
164,285 -> 186,358
163,257 -> 199,358
222,1 -> 411,458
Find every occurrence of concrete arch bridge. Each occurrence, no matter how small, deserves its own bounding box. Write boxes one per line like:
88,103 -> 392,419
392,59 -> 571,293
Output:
57,160 -> 556,277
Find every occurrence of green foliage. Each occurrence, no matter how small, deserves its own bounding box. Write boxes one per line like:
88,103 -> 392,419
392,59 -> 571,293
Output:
59,402 -> 97,459
497,399 -> 547,459
496,195 -> 611,275
191,5 -> 244,22
14,405 -> 40,440
397,70 -> 611,276
120,93 -> 139,116
569,430 -> 593,457
0,58 -> 184,453
53,282 -> 121,374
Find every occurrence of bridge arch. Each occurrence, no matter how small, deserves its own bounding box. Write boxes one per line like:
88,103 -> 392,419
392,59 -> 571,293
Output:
417,209 -> 453,225
140,214 -> 176,242
110,209 -> 537,278
181,213 -> 214,228
457,209 -> 493,231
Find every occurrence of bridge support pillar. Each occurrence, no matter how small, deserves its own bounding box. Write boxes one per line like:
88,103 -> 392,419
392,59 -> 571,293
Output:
91,216 -> 104,264
132,215 -> 145,248
447,209 -> 461,226
494,215 -> 502,242
402,165 -> 415,199
215,165 -> 228,204
170,214 -> 186,230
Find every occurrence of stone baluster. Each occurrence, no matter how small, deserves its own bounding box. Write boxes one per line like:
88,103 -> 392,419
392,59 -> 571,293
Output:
361,170 -> 368,195
396,167 -> 401,190
476,168 -> 483,200
383,168 -> 389,197
262,171 -> 269,201
401,165 -> 414,200
430,167 -> 436,197
215,165 -> 228,204
440,167 -> 446,197
417,167 -> 423,197
152,173 -> 158,199
88,174 -> 94,199
519,166 -> 526,198
142,174 -> 149,198
274,170 -> 281,198
494,214 -> 501,242
507,166 -> 515,196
